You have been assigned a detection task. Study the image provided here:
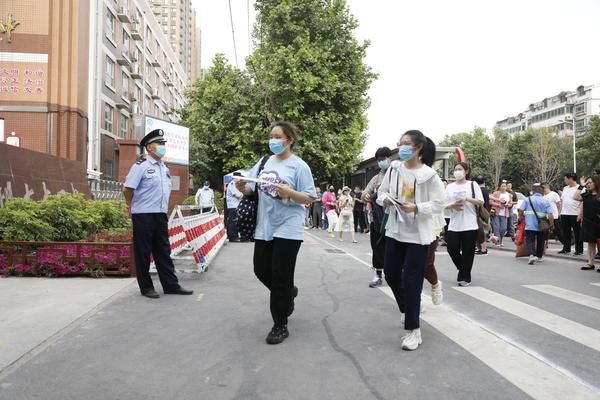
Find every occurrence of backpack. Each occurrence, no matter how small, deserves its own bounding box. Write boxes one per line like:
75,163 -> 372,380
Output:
236,156 -> 270,239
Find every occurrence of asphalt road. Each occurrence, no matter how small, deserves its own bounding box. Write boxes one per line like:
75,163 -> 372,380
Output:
1,228 -> 599,400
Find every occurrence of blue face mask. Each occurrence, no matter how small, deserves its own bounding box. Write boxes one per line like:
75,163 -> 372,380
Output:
377,159 -> 390,170
398,145 -> 414,161
269,138 -> 286,155
155,145 -> 167,158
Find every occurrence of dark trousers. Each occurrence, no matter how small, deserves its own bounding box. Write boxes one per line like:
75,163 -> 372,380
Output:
424,238 -> 439,285
312,205 -> 322,229
354,210 -> 367,232
383,238 -> 429,330
561,215 -> 583,253
369,222 -> 385,270
132,213 -> 179,294
446,229 -> 478,283
525,230 -> 546,258
253,238 -> 302,326
226,208 -> 239,240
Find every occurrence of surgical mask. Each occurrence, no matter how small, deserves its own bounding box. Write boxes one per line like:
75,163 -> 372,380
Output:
398,145 -> 414,161
269,138 -> 286,155
453,170 -> 465,180
155,145 -> 167,158
377,159 -> 390,170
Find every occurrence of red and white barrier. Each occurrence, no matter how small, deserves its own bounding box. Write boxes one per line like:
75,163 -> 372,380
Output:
151,205 -> 226,273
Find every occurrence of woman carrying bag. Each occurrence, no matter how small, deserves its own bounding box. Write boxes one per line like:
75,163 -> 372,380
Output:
336,186 -> 358,243
236,121 -> 317,345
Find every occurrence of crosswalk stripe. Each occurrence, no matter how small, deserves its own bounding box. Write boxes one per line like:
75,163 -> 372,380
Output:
591,283 -> 600,287
523,285 -> 600,311
379,287 -> 599,400
454,286 -> 600,353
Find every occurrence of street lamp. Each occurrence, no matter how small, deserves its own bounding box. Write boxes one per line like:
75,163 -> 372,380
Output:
558,117 -> 577,173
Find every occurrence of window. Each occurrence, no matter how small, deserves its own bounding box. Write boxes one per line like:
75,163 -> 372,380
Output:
105,57 -> 115,87
106,10 -> 116,41
123,30 -> 130,52
574,103 -> 586,114
575,119 -> 586,130
104,103 -> 114,132
104,160 -> 114,179
122,72 -> 129,98
120,114 -> 128,138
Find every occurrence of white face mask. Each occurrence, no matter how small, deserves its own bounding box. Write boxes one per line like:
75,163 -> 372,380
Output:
453,170 -> 466,180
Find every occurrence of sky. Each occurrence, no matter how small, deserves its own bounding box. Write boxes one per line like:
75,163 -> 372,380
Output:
191,0 -> 600,158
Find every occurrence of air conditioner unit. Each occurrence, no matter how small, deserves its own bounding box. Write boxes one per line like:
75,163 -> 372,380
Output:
564,115 -> 573,121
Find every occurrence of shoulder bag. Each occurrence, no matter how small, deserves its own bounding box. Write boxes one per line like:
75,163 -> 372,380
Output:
527,197 -> 550,233
236,156 -> 270,239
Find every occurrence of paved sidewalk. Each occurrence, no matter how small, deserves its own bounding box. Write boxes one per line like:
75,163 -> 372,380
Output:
479,237 -> 593,263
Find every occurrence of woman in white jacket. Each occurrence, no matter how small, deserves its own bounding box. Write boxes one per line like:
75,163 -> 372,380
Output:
376,130 -> 446,351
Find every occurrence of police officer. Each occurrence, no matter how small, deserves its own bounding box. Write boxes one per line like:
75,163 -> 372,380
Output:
123,129 -> 193,299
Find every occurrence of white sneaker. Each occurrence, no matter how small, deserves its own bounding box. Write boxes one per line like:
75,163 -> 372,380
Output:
536,257 -> 543,263
401,328 -> 422,351
368,275 -> 383,288
431,281 -> 443,305
458,281 -> 471,287
528,255 -> 536,265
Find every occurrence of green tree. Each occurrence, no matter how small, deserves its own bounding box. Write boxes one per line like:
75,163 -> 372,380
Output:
501,130 -> 534,191
249,0 -> 376,180
489,127 -> 510,185
438,127 -> 494,182
528,127 -> 570,185
576,116 -> 600,175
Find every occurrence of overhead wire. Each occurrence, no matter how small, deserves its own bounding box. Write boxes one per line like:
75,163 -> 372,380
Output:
227,0 -> 239,67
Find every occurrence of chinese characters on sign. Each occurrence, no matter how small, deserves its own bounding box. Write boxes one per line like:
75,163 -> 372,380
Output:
0,68 -> 45,95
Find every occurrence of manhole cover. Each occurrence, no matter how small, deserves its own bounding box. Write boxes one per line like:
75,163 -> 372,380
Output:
324,249 -> 345,254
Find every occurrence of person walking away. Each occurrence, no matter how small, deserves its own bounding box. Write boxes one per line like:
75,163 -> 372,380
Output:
542,182 -> 562,243
123,129 -> 193,299
490,181 -> 512,247
226,172 -> 244,242
363,147 -> 393,287
445,162 -> 484,286
518,183 -> 554,265
337,186 -> 357,243
311,187 -> 323,229
352,186 -> 367,233
474,175 -> 490,255
235,121 -> 317,345
323,185 -> 338,238
377,130 -> 445,351
506,181 -> 518,240
559,173 -> 584,255
574,176 -> 600,271
195,180 -> 215,213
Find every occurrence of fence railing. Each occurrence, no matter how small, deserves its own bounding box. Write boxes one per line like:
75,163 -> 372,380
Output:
89,179 -> 124,201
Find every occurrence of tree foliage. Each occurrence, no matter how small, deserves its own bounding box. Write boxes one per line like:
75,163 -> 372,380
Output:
439,127 -> 494,183
576,116 -> 600,175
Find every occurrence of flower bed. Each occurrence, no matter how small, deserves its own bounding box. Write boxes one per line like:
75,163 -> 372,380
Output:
0,241 -> 135,278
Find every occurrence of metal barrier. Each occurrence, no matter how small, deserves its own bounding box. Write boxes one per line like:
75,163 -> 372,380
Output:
89,179 -> 124,201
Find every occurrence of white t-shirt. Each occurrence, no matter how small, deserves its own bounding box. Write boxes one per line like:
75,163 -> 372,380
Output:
390,165 -> 420,243
446,181 -> 484,232
561,185 -> 582,216
544,191 -> 561,219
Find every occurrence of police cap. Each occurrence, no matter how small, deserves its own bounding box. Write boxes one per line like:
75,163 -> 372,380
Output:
140,129 -> 167,148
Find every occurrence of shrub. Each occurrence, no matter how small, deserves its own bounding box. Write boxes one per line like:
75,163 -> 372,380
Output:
85,200 -> 130,232
0,199 -> 54,241
38,193 -> 91,241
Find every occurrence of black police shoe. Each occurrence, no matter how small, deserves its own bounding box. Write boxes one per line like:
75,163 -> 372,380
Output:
266,325 -> 289,345
142,289 -> 160,299
164,286 -> 194,295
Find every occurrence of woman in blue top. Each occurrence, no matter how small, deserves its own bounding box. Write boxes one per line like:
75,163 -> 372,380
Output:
236,121 -> 317,345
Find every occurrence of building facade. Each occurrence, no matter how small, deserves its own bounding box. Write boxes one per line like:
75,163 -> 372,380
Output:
0,1 -> 90,163
88,0 -> 188,181
496,84 -> 600,137
151,0 -> 199,81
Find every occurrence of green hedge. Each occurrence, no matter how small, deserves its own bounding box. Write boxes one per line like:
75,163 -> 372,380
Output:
0,193 -> 131,242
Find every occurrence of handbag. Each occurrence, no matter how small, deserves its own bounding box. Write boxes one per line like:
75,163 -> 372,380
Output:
528,197 -> 550,232
236,155 -> 270,239
471,182 -> 491,242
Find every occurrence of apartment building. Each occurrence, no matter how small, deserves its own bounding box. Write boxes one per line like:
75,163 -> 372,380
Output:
496,83 -> 600,137
88,0 -> 188,181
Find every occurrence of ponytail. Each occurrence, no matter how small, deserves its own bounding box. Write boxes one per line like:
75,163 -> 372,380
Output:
401,130 -> 436,167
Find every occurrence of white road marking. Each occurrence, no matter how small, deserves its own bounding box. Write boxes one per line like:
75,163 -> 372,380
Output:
454,286 -> 600,353
590,283 -> 600,287
196,294 -> 204,302
524,285 -> 600,311
379,287 -> 600,400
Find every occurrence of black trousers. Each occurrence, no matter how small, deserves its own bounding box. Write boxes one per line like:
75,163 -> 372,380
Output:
312,205 -> 322,229
226,208 -> 239,240
446,229 -> 478,283
132,213 -> 179,294
253,238 -> 302,326
354,210 -> 367,232
525,230 -> 546,258
560,215 -> 583,253
369,222 -> 385,270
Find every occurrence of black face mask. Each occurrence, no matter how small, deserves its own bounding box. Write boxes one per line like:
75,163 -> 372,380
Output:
329,188 -> 334,192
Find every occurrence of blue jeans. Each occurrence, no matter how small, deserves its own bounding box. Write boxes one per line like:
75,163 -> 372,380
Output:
383,237 -> 429,330
492,215 -> 508,244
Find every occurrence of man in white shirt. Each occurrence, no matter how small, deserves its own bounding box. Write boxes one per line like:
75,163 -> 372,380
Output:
542,182 -> 561,242
195,180 -> 215,213
559,173 -> 583,255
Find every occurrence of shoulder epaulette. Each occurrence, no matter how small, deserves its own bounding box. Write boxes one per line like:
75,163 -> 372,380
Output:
135,158 -> 146,165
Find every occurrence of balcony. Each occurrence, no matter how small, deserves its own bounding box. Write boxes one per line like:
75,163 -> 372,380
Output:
165,79 -> 174,87
151,89 -> 160,99
130,64 -> 142,80
129,91 -> 137,102
117,7 -> 131,23
131,23 -> 143,41
151,58 -> 161,67
115,101 -> 129,110
116,48 -> 131,66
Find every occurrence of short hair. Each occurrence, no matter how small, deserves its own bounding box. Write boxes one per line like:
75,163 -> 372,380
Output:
270,121 -> 300,150
375,146 -> 392,159
474,175 -> 485,184
564,172 -> 578,181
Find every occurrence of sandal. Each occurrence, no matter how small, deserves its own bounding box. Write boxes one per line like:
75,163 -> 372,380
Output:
580,264 -> 595,271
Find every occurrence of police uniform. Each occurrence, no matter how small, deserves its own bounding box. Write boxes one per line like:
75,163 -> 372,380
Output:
124,129 -> 191,297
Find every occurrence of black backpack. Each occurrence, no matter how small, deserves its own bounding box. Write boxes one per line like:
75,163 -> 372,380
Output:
236,156 -> 270,239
